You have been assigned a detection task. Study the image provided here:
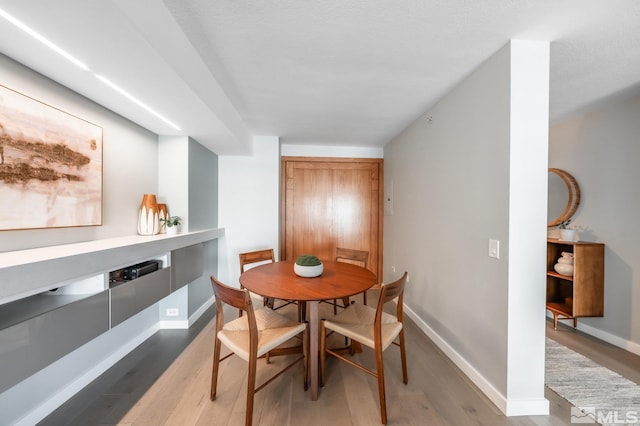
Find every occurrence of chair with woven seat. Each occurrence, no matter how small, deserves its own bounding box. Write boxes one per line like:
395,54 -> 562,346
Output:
332,247 -> 372,313
319,271 -> 408,424
210,275 -> 308,426
239,248 -> 300,319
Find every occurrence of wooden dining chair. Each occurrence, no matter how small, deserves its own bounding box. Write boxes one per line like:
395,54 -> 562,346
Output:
210,275 -> 308,426
333,247 -> 372,312
319,272 -> 408,425
239,248 -> 302,320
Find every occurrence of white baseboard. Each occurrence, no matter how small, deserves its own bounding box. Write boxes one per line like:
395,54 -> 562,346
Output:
546,312 -> 640,357
189,295 -> 215,327
159,295 -> 215,329
403,304 -> 548,417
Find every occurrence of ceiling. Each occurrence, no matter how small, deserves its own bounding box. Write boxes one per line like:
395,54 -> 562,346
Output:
0,0 -> 639,155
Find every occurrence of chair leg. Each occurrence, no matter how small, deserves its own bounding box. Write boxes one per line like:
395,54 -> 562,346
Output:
246,352 -> 258,426
375,344 -> 388,424
298,301 -> 307,322
303,322 -> 309,391
363,291 -> 367,305
319,320 -> 326,387
210,337 -> 222,401
399,329 -> 408,384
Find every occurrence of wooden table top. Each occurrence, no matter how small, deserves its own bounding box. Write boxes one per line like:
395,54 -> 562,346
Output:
239,260 -> 376,301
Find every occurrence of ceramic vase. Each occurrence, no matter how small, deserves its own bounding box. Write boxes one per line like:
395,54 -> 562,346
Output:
559,228 -> 577,242
157,203 -> 168,233
138,194 -> 159,235
294,262 -> 323,277
553,252 -> 574,276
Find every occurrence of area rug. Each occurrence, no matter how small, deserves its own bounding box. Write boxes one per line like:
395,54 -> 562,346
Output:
546,338 -> 640,425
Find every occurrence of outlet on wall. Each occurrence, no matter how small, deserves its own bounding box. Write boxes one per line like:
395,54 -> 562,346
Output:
166,308 -> 179,317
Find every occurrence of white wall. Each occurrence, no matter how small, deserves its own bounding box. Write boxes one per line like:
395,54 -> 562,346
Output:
218,136 -> 280,286
549,92 -> 640,354
383,41 -> 549,415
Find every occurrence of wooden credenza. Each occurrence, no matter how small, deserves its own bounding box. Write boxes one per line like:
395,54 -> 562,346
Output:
546,239 -> 604,329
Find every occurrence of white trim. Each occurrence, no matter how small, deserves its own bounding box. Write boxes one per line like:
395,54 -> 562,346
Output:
158,320 -> 189,329
189,295 -> 215,327
14,323 -> 160,426
506,398 -> 550,416
402,304 -> 508,414
404,303 -> 549,416
546,312 -> 640,357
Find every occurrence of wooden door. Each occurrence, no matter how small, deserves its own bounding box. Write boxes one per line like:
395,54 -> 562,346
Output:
280,157 -> 383,282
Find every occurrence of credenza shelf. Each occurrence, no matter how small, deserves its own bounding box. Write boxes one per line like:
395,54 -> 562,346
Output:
546,239 -> 604,330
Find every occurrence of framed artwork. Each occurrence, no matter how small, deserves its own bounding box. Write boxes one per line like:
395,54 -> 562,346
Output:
0,84 -> 103,230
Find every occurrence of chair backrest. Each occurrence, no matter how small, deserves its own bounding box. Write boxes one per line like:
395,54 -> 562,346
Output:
239,248 -> 275,274
210,275 -> 259,352
335,247 -> 369,269
376,272 -> 408,322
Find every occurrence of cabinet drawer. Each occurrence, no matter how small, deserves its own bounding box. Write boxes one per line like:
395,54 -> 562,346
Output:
0,290 -> 109,393
110,267 -> 171,327
171,244 -> 204,291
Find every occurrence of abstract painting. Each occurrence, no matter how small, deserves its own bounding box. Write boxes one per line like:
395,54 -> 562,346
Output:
0,84 -> 103,230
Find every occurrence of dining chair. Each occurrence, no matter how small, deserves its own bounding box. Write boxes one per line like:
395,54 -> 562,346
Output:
210,275 -> 308,426
319,271 -> 408,425
333,247 -> 372,312
239,248 -> 303,321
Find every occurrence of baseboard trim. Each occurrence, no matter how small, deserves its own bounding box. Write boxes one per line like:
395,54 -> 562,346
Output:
403,304 -> 509,414
546,312 -> 640,357
505,398 -> 550,416
404,304 -> 549,416
189,295 -> 215,327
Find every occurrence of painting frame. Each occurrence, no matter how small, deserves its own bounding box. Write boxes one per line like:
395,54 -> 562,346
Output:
0,84 -> 103,230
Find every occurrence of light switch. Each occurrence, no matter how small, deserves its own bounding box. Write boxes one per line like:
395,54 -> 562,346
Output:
489,239 -> 500,259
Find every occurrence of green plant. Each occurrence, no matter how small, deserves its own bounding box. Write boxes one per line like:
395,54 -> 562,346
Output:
295,254 -> 321,266
559,219 -> 571,229
160,216 -> 181,227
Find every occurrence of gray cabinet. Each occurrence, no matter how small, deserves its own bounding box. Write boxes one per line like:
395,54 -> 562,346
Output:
171,244 -> 204,291
110,267 -> 171,327
0,291 -> 109,393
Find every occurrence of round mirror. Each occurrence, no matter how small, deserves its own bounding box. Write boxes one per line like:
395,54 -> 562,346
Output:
547,168 -> 580,227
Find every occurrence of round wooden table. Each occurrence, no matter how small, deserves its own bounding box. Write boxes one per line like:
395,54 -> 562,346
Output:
239,260 -> 376,401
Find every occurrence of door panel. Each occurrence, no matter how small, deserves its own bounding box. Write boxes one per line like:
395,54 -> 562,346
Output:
281,157 -> 383,282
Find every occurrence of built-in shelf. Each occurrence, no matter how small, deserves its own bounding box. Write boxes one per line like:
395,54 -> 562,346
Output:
0,228 -> 223,395
0,228 -> 224,305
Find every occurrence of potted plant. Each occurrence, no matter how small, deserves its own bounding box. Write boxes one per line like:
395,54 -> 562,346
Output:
160,216 -> 181,235
558,219 -> 576,242
294,254 -> 323,277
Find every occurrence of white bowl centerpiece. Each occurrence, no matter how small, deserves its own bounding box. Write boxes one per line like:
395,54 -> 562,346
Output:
294,254 -> 323,277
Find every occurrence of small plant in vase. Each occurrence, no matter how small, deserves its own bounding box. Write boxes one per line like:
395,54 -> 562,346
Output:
559,219 -> 571,229
160,216 -> 181,235
558,219 -> 576,242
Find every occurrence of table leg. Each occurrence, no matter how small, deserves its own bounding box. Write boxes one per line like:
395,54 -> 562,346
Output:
309,300 -> 319,401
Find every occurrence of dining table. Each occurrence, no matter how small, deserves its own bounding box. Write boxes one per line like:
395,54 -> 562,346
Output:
239,259 -> 376,401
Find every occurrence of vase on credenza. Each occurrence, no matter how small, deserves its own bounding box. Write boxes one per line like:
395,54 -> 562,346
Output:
553,252 -> 574,276
157,203 -> 168,234
138,194 -> 159,235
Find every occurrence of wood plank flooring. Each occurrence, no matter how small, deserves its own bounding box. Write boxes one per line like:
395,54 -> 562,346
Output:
39,301 -> 640,425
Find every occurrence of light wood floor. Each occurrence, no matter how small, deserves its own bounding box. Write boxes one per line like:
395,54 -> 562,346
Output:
40,301 -> 640,425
